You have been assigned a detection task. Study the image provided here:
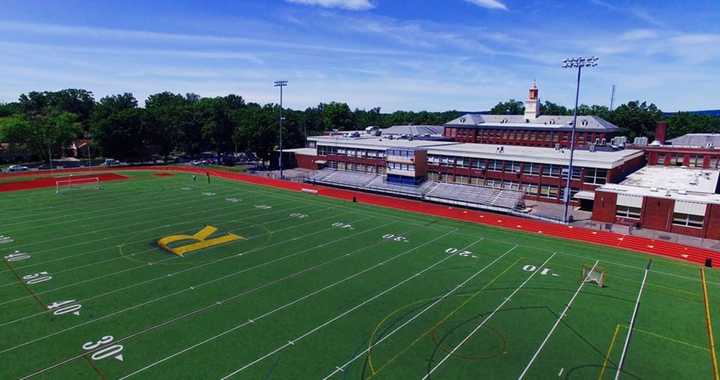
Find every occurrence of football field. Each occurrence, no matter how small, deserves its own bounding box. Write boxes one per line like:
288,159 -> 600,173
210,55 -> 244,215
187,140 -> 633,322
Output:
1,170 -> 718,379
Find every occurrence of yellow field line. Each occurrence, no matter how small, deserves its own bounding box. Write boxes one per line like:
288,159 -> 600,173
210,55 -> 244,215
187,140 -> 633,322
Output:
366,256 -> 522,378
597,324 -> 621,380
701,268 -> 720,380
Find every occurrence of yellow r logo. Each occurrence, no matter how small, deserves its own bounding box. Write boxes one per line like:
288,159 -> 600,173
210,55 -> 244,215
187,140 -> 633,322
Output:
158,225 -> 244,256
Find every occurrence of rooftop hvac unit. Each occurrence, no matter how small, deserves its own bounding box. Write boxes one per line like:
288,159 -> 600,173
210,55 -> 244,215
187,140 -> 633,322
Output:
650,187 -> 658,192
678,190 -> 688,195
611,136 -> 628,146
589,144 -> 596,152
633,137 -> 649,145
554,143 -> 560,150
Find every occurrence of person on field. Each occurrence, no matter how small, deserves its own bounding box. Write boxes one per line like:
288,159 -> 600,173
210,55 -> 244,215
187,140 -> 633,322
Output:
206,171 -> 210,184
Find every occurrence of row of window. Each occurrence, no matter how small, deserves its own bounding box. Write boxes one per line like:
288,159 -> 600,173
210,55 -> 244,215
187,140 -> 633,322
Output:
387,162 -> 415,171
329,161 -> 384,174
386,149 -> 414,157
317,145 -> 385,158
615,206 -> 705,229
426,156 -> 602,183
656,153 -> 720,168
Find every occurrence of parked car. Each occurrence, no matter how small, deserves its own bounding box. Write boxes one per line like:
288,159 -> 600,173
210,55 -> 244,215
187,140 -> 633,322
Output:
102,159 -> 125,167
7,165 -> 29,172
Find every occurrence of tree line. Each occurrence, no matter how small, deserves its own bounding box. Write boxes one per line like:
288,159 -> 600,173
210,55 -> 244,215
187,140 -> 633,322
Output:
0,89 -> 461,163
1,89 -> 718,164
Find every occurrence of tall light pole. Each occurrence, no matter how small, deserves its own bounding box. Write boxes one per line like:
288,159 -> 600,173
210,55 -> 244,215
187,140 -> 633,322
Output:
274,80 -> 287,179
561,56 -> 598,224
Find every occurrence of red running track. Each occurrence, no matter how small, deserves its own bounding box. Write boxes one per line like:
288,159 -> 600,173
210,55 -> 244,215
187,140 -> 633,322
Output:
1,165 -> 716,267
0,173 -> 128,192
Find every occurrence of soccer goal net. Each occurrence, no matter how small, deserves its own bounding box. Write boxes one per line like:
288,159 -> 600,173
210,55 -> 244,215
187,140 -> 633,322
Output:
581,265 -> 606,287
56,177 -> 101,194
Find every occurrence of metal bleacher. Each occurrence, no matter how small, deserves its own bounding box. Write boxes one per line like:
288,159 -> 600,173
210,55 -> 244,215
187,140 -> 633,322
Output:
307,169 -> 525,211
425,183 -> 524,210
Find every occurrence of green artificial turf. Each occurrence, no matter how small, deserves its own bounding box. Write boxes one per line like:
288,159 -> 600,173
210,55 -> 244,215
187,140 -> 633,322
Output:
0,170 -> 717,379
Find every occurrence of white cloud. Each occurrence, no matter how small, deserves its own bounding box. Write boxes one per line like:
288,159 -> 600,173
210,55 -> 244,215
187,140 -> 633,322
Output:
464,0 -> 508,11
621,29 -> 658,41
285,0 -> 374,11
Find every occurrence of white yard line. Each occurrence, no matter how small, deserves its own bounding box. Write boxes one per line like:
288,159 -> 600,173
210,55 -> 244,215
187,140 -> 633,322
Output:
0,186 -> 269,250
22,230 -> 457,380
517,260 -> 600,379
0,202 -> 316,279
323,244 -> 518,379
614,260 -> 651,380
422,252 -> 557,380
3,217 -> 386,355
219,232 -> 468,379
0,211 -> 351,310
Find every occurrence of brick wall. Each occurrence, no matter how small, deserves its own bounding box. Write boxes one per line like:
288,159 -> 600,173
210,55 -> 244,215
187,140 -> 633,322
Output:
591,191 -> 617,223
640,196 -> 674,231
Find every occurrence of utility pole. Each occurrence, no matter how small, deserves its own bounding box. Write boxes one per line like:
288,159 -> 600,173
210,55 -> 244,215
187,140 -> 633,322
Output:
273,80 -> 288,179
561,56 -> 598,224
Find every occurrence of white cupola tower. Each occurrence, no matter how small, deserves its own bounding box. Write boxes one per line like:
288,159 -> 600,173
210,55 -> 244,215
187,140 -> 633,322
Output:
524,81 -> 540,121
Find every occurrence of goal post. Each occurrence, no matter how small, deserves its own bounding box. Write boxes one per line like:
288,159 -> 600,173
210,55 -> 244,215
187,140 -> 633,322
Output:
581,265 -> 606,287
56,177 -> 101,194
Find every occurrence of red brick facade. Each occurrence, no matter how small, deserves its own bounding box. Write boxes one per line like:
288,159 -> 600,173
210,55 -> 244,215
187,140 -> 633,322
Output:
643,146 -> 720,170
592,190 -> 720,239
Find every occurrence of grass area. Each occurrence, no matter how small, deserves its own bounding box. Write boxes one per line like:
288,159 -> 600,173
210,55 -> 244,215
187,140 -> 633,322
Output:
0,170 -> 717,379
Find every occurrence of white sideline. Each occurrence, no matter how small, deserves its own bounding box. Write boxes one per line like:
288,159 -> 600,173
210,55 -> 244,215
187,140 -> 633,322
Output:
117,232 -> 457,380
219,232 -> 466,379
0,214 -> 372,336
0,203 -> 314,285
23,230 -> 456,380
422,252 -> 557,380
517,260 -> 600,379
323,244 -> 518,379
614,261 -> 651,380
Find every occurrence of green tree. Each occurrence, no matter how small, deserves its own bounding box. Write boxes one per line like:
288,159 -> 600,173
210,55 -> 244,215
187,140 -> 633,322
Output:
321,102 -> 356,130
5,112 -> 81,162
489,99 -> 525,115
540,101 -> 570,115
666,112 -> 720,139
608,101 -> 663,138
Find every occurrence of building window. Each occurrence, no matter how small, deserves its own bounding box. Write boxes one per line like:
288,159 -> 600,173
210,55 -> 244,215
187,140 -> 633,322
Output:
669,154 -> 684,166
541,164 -> 562,177
488,160 -> 503,171
689,155 -> 704,168
509,161 -> 521,173
711,157 -> 720,169
672,213 -> 704,228
657,153 -> 666,165
616,205 -> 641,219
583,168 -> 608,184
524,184 -> 539,194
523,163 -> 540,175
561,167 -> 582,180
539,185 -> 559,199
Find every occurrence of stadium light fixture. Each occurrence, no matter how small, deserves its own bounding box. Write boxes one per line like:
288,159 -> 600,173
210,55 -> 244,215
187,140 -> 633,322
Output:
561,56 -> 598,225
274,80 -> 288,179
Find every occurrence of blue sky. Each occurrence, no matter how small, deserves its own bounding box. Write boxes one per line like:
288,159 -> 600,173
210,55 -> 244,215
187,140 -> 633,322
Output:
1,0 -> 718,112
